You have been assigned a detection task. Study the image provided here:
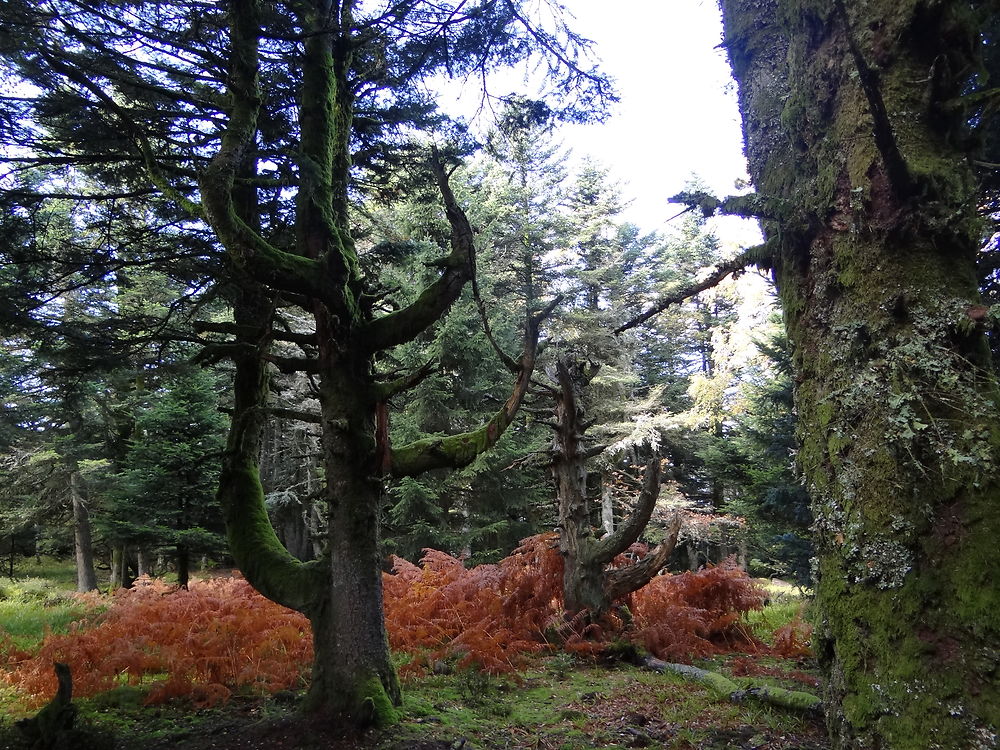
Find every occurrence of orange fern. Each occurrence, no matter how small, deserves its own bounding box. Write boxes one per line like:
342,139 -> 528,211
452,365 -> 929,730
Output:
1,575 -> 311,708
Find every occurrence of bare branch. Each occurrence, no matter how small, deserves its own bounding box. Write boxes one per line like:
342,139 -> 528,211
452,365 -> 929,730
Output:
604,513 -> 682,602
615,242 -> 775,334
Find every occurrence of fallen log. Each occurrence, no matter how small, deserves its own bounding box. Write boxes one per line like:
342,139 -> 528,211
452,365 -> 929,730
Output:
642,656 -> 823,715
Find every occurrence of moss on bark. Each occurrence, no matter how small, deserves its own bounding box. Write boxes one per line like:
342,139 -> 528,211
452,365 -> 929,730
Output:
721,0 -> 1000,747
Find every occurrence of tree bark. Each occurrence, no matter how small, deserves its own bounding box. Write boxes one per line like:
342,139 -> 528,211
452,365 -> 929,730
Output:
553,358 -> 679,616
721,1 -> 1000,746
70,471 -> 98,592
109,546 -> 134,590
136,549 -> 154,578
176,545 -> 190,590
600,483 -> 615,536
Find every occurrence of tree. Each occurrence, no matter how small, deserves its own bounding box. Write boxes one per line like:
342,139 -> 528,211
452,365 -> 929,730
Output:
108,364 -> 227,588
548,357 -> 681,617
719,1 -> 1000,746
0,0 -> 612,726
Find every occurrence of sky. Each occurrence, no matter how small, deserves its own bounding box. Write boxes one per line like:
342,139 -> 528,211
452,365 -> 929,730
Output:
559,0 -> 751,233
432,0 -> 760,247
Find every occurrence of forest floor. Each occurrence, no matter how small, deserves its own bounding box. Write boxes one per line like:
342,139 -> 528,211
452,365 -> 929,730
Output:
0,560 -> 827,749
0,654 -> 829,750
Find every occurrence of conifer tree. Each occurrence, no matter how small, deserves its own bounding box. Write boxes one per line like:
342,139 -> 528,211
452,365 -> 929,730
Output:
0,0 -> 613,724
107,364 -> 227,588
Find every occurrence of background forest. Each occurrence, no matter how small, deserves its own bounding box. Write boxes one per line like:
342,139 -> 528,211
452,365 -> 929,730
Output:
0,116 -> 808,592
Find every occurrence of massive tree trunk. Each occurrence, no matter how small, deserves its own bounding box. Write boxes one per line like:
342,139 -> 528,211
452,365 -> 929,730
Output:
721,1 -> 1000,746
70,470 -> 98,592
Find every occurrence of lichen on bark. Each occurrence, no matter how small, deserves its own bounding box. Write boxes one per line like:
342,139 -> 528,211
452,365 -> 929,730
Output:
721,0 -> 1000,746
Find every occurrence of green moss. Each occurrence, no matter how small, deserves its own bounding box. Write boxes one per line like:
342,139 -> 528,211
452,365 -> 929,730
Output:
220,460 -> 325,614
815,399 -> 835,428
360,675 -> 399,728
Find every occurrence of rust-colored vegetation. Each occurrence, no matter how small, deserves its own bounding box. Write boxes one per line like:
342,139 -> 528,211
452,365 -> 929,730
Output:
1,575 -> 312,708
1,535 -> 803,708
384,533 -> 772,670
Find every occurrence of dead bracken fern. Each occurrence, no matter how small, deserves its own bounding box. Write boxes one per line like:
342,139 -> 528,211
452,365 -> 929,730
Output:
382,533 -> 563,674
2,537 -> 795,707
385,534 -> 771,672
770,613 -> 814,658
1,575 -> 311,708
628,561 -> 769,662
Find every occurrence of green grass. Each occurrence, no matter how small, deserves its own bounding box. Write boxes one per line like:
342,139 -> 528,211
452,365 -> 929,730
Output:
746,584 -> 810,645
0,564 -> 103,651
3,557 -> 81,590
0,596 -> 94,650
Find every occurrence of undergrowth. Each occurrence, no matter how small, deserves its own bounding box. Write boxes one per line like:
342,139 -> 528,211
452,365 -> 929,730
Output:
0,580 -> 101,651
383,534 -> 806,673
1,576 -> 311,709
1,534 -> 812,711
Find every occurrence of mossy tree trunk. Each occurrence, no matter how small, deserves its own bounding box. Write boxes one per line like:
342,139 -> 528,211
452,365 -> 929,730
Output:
196,2 -> 546,726
720,0 -> 1000,746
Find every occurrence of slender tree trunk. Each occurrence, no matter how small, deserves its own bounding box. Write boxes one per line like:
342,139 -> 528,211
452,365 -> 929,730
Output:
136,549 -> 154,578
109,545 -> 132,590
110,548 -> 121,591
721,1 -> 1000,745
176,545 -> 190,590
70,470 -> 98,592
600,483 -> 615,536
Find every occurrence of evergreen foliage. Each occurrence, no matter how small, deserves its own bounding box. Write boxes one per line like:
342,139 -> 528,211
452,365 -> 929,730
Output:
103,364 -> 227,585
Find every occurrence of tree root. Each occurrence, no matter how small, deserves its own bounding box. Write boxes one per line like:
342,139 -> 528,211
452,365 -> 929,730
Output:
642,656 -> 823,715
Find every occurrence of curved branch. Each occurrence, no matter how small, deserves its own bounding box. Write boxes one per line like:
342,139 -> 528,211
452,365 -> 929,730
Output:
196,0 -> 328,301
595,458 -> 663,564
615,242 -> 775,334
389,298 -> 558,477
604,514 -> 682,602
361,152 -> 473,352
371,359 -> 437,401
218,292 -> 325,615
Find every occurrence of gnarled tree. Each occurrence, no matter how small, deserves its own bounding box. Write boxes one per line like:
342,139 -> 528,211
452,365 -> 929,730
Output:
0,0 -> 612,727
549,357 -> 680,617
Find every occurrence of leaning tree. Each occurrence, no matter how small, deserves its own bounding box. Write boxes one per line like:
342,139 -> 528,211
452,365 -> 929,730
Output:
713,1 -> 1000,747
0,0 -> 612,725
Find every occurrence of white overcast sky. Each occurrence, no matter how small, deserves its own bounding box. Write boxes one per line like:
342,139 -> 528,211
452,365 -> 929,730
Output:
560,0 -> 750,232
432,0 -> 758,244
